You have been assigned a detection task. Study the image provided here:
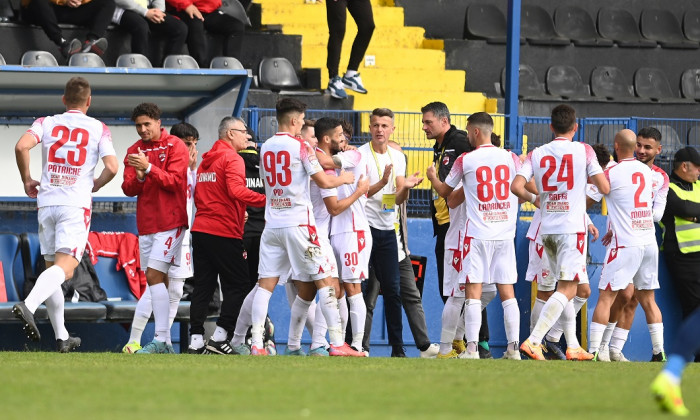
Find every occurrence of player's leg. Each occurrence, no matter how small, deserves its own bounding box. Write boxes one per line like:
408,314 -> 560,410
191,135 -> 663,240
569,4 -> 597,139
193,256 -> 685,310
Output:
439,295 -> 465,358
493,240 -> 519,359
287,279 -> 314,356
252,228 -> 286,354
123,286 -> 151,353
635,244 -> 664,361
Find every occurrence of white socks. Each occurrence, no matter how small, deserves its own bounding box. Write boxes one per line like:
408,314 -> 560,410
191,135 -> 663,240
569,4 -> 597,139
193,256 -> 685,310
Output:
338,295 -> 348,333
530,298 -> 546,334
250,287 -> 273,348
464,299 -> 482,344
129,287 -> 152,343
648,323 -> 664,354
502,298 -> 520,346
440,297 -> 464,354
150,283 -> 169,343
318,286 -> 343,346
211,326 -> 228,342
25,265 -> 65,313
345,69 -> 358,78
600,322 -> 616,348
190,334 -> 204,349
310,299 -> 328,350
347,293 -> 366,350
288,296 -> 312,351
231,285 -> 257,347
609,327 -> 629,354
45,289 -> 69,340
588,321 -> 607,354
530,291 -> 568,345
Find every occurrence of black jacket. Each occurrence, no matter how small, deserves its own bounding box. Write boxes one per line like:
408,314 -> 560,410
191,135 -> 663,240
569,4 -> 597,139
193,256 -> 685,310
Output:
239,147 -> 265,238
661,170 -> 700,255
430,124 -> 472,235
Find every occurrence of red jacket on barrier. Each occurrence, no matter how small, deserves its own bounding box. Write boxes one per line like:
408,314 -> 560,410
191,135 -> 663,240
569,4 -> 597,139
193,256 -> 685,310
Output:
192,139 -> 266,239
87,231 -> 147,298
122,128 -> 189,236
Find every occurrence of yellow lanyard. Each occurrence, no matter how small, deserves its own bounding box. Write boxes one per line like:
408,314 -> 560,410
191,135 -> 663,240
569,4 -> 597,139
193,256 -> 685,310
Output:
370,142 -> 395,189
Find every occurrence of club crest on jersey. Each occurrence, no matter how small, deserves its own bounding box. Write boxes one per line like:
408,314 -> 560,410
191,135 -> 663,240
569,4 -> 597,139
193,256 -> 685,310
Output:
442,156 -> 450,166
159,152 -> 166,162
459,284 -> 466,292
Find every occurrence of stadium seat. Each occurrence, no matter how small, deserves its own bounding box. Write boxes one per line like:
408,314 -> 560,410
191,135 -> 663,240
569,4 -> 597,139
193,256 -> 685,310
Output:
680,69 -> 700,101
640,9 -> 699,49
553,6 -> 613,47
257,115 -> 279,140
163,54 -> 199,69
634,67 -> 685,102
258,57 -> 301,91
464,4 -> 512,44
500,64 -> 549,99
0,233 -> 22,321
93,257 -> 139,321
688,125 -> 700,147
657,125 -> 684,154
116,53 -> 152,68
210,56 -> 244,70
683,10 -> 700,42
545,65 -> 591,100
68,52 -> 105,68
590,66 -> 638,101
597,8 -> 657,48
0,53 -> 5,65
598,124 -> 626,144
520,5 -> 570,46
21,50 -> 59,67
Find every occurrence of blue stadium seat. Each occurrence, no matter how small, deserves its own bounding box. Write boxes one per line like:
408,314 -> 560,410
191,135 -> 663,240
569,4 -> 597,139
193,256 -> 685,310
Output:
94,256 -> 138,321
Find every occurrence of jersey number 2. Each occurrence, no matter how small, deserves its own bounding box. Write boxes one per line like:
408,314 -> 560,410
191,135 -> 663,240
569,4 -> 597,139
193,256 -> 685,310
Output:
262,151 -> 292,187
48,125 -> 89,166
632,172 -> 648,208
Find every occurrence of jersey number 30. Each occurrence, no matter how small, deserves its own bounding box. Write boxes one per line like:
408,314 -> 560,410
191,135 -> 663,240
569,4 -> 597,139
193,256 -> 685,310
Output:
48,125 -> 89,166
262,151 -> 292,187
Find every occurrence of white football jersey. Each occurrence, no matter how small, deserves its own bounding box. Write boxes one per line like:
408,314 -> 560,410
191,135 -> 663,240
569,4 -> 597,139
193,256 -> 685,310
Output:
260,133 -> 322,228
329,149 -> 371,235
518,138 -> 603,234
445,145 -> 519,240
29,110 -> 116,209
604,158 -> 656,247
526,208 -> 542,242
183,167 -> 196,247
650,164 -> 669,222
358,142 -> 407,230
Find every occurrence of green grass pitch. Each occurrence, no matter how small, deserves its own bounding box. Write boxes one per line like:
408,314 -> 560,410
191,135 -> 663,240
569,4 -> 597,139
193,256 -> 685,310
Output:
0,353 -> 696,419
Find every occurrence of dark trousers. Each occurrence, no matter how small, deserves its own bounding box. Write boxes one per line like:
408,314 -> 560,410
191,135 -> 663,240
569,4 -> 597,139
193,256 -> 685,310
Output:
362,255 -> 431,351
172,10 -> 245,68
365,227 -> 402,346
664,250 -> 700,319
190,232 -> 251,336
325,0 -> 375,78
22,0 -> 115,45
243,234 -> 261,286
117,10 -> 187,66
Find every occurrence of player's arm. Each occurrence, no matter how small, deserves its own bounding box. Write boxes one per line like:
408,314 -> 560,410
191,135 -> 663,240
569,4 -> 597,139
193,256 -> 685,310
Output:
315,149 -> 340,170
93,155 -> 119,193
225,156 -> 266,207
122,150 -> 145,197
426,163 -> 453,199
367,164 -> 392,198
652,174 -> 669,222
310,169 -> 354,189
511,174 -> 538,207
144,143 -> 189,192
446,187 -> 464,209
14,133 -> 40,198
590,173 -> 610,195
323,175 -> 370,216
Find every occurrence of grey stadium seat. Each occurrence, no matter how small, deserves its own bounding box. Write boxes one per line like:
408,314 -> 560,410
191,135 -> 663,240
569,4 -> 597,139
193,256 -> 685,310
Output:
163,54 -> 199,69
554,6 -> 613,47
639,9 -> 699,49
545,65 -> 591,99
590,66 -> 637,101
520,5 -> 570,46
21,50 -> 58,67
597,8 -> 657,48
210,56 -> 244,70
116,53 -> 152,68
68,53 -> 105,67
680,69 -> 700,101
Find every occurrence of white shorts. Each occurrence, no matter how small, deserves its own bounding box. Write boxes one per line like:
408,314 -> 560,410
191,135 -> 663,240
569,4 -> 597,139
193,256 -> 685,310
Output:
599,244 -> 659,291
540,233 -> 589,284
461,238 -> 517,285
139,227 -> 186,274
38,205 -> 91,261
526,239 -> 556,292
443,240 -> 464,297
258,225 -> 333,282
289,235 -> 339,282
331,230 -> 371,283
168,237 -> 193,279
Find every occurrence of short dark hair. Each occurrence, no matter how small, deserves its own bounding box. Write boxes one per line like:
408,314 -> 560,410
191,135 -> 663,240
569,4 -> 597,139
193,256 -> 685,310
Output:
276,98 -> 306,125
467,112 -> 494,128
592,143 -> 610,168
340,119 -> 353,139
371,108 -> 394,120
64,77 -> 90,107
490,132 -> 501,147
314,117 -> 342,141
170,122 -> 199,140
637,127 -> 662,143
132,102 -> 161,121
550,104 -> 576,134
421,101 -> 450,123
302,119 -> 315,129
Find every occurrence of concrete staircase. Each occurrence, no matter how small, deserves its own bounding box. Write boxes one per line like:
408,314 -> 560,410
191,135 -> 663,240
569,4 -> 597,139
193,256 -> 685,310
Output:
254,0 -> 497,114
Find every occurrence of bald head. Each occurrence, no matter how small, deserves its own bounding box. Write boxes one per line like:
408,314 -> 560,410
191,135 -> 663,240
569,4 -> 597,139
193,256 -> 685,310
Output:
614,129 -> 637,158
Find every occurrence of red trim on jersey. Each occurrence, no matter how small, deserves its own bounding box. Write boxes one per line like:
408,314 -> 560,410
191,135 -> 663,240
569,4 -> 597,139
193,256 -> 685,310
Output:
576,232 -> 586,255
607,247 -> 620,264
357,230 -> 366,253
463,236 -> 472,259
536,243 -> 544,258
451,249 -> 462,272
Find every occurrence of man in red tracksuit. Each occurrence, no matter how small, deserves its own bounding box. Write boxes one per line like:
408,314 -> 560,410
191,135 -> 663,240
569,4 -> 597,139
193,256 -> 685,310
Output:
122,102 -> 189,354
186,116 -> 266,354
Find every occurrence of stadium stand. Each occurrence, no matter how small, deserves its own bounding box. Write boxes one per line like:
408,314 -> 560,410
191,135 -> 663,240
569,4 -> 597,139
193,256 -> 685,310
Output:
590,66 -> 638,102
499,64 -> 548,100
68,53 -> 106,68
680,68 -> 700,101
116,53 -> 153,68
520,4 -> 570,46
257,56 -> 303,91
553,6 -> 613,47
639,9 -> 699,49
682,10 -> 700,42
463,4 -> 510,44
634,67 -> 688,102
545,65 -> 592,100
596,8 -> 658,48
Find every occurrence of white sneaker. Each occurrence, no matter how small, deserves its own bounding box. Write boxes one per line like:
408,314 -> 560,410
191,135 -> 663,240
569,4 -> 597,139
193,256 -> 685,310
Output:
458,350 -> 480,359
610,350 -> 629,362
596,344 -> 611,362
502,349 -> 522,360
326,76 -> 348,99
420,343 -> 439,358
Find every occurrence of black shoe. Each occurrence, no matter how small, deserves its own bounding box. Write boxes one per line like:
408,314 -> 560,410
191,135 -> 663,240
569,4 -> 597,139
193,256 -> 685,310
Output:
651,351 -> 667,362
478,343 -> 493,359
57,336 -> 81,353
82,37 -> 108,56
205,339 -> 234,355
187,346 -> 206,354
60,38 -> 81,59
391,345 -> 406,358
12,302 -> 41,342
542,338 -> 567,360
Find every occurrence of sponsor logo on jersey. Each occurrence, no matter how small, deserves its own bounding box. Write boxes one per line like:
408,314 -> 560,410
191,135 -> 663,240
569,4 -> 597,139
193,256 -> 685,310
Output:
246,178 -> 264,189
